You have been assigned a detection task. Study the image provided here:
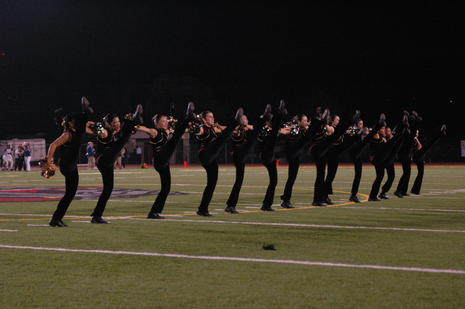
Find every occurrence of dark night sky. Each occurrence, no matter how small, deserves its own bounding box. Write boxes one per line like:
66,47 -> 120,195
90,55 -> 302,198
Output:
1,1 -> 464,140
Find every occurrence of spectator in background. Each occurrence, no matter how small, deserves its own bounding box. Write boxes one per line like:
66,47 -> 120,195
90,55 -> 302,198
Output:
135,145 -> 142,165
121,147 -> 127,168
115,149 -> 124,169
14,145 -> 25,171
23,143 -> 32,171
3,147 -> 14,171
86,141 -> 96,169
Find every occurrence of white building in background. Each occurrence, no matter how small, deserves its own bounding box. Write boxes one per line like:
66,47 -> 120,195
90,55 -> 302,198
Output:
0,138 -> 46,162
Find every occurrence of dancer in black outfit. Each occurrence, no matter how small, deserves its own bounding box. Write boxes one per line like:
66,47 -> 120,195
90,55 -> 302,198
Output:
279,114 -> 310,208
369,113 -> 408,201
410,125 -> 447,195
225,109 -> 268,214
46,97 -> 93,227
347,119 -> 368,203
378,124 -> 409,199
136,102 -> 195,219
89,104 -> 143,223
309,107 -> 335,206
320,110 -> 364,205
256,101 -> 287,211
347,112 -> 389,203
378,127 -> 396,199
394,111 -> 422,198
368,125 -> 388,201
195,108 -> 243,216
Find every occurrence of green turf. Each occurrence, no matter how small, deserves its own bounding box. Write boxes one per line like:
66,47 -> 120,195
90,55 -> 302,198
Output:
1,165 -> 464,308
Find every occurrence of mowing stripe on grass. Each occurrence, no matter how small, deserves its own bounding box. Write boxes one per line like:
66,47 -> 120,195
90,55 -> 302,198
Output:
132,218 -> 465,234
0,244 -> 464,275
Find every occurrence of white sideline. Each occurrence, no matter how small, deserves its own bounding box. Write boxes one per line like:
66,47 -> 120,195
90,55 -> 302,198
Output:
133,218 -> 465,234
0,244 -> 464,275
340,206 -> 465,213
0,229 -> 18,232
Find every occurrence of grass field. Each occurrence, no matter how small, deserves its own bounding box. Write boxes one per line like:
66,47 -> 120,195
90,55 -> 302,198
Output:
0,164 -> 464,308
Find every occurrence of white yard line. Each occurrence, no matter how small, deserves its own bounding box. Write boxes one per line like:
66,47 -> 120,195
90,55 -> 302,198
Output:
132,218 -> 465,234
0,229 -> 18,232
339,206 -> 465,213
0,244 -> 464,275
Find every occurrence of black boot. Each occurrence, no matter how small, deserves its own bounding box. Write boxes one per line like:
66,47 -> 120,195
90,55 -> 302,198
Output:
102,113 -> 111,128
186,102 -> 195,120
349,195 -> 361,203
49,219 -> 66,227
81,96 -> 94,114
325,197 -> 334,205
379,192 -> 389,199
224,206 -> 239,214
91,217 -> 108,224
352,109 -> 361,124
260,104 -> 272,119
278,99 -> 288,116
261,204 -> 275,211
234,107 -> 244,122
379,113 -> 387,127
280,201 -> 294,209
394,191 -> 404,198
196,210 -> 212,217
133,104 -> 143,124
147,212 -> 165,219
440,124 -> 447,136
322,108 -> 331,124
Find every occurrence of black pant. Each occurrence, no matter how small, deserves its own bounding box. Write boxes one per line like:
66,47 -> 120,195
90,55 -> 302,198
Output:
381,163 -> 395,194
91,119 -> 135,217
226,155 -> 245,208
52,167 -> 79,221
150,164 -> 171,213
350,157 -> 363,196
323,151 -> 340,200
281,154 -> 301,203
396,155 -> 411,195
198,159 -> 219,212
312,154 -> 327,204
410,161 -> 424,194
369,163 -> 385,199
262,160 -> 278,207
149,119 -> 190,214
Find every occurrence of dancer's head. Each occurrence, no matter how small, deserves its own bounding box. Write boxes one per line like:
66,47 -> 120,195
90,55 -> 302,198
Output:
104,114 -> 121,132
356,119 -> 364,130
201,111 -> 215,126
62,114 -> 76,132
385,127 -> 393,138
153,114 -> 169,130
330,115 -> 340,127
297,114 -> 309,128
378,126 -> 386,137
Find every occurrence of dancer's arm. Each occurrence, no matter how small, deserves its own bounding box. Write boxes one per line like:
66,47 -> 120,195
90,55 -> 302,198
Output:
279,127 -> 292,135
136,125 -> 158,137
414,137 -> 422,150
46,132 -> 70,164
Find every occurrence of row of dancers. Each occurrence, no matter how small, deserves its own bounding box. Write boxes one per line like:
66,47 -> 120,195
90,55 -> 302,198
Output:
44,98 -> 446,226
